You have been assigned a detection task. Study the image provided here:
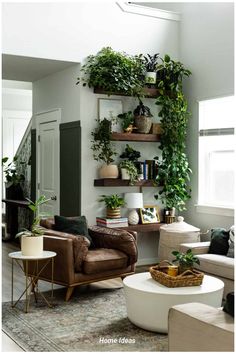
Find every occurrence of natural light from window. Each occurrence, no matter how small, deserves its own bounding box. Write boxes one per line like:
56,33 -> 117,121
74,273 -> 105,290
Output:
198,96 -> 235,209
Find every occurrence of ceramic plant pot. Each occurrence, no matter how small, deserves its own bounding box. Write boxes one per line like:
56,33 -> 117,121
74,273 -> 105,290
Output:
106,207 -> 121,219
134,116 -> 153,134
21,235 -> 44,257
99,164 -> 119,179
121,168 -> 130,180
145,72 -> 157,84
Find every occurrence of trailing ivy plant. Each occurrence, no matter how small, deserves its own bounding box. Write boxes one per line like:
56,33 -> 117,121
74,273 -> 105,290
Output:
77,47 -> 146,96
155,55 -> 192,211
91,118 -> 117,165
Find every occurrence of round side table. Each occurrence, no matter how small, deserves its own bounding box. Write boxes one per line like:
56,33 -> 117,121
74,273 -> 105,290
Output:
9,251 -> 56,313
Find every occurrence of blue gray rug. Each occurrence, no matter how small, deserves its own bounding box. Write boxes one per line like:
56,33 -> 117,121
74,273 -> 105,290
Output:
2,287 -> 168,352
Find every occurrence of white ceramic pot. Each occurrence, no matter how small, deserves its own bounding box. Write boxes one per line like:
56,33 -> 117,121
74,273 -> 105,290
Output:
99,164 -> 119,179
121,168 -> 130,180
21,235 -> 44,257
145,72 -> 156,84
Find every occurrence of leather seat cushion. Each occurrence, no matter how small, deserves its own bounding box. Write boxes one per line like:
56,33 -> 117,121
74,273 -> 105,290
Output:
83,248 -> 128,275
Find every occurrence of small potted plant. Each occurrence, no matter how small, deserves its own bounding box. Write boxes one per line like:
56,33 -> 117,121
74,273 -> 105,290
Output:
117,111 -> 135,133
143,53 -> 160,85
91,118 -> 118,178
16,195 -> 51,256
172,249 -> 200,274
99,194 -> 125,219
133,99 -> 153,134
119,160 -> 139,185
2,156 -> 25,199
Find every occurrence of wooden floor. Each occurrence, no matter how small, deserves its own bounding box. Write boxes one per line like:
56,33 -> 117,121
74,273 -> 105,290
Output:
2,241 -> 150,352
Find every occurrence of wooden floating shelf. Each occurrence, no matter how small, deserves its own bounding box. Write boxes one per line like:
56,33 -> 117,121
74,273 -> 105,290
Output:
119,223 -> 164,232
111,132 -> 160,142
94,179 -> 156,187
94,87 -> 160,98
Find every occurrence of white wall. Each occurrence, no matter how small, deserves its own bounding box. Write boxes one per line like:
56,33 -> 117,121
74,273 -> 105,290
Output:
2,2 -> 179,62
178,2 -> 234,233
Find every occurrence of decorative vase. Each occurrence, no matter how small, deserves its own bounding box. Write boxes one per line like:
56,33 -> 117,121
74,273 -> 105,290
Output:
106,207 -> 121,219
134,116 -> 153,134
21,235 -> 44,257
99,164 -> 119,179
121,168 -> 130,180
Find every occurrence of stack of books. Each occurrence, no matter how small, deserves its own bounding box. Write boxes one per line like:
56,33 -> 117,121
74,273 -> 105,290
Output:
96,217 -> 128,228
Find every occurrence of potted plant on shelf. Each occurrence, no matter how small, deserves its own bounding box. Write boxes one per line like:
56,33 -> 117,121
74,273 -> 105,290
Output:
155,55 -> 192,218
2,156 -> 25,199
91,118 -> 118,179
117,111 -> 135,133
99,194 -> 125,219
143,53 -> 160,85
172,249 -> 200,274
16,195 -> 51,256
133,99 -> 153,134
119,160 -> 139,185
77,47 -> 146,96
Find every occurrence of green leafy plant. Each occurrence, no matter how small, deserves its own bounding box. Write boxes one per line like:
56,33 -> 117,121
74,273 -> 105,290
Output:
91,118 -> 117,164
120,144 -> 141,162
77,47 -> 146,96
16,195 -> 51,238
155,56 -> 192,211
172,249 -> 200,271
99,194 -> 125,209
156,54 -> 191,93
2,156 -> 25,186
143,53 -> 160,71
119,160 -> 139,186
133,99 -> 153,117
117,111 -> 134,132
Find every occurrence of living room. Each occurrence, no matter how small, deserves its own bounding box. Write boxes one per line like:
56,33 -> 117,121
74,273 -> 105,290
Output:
1,1 -> 235,352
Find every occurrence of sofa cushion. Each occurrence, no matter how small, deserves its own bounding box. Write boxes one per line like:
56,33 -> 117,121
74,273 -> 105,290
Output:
195,254 -> 234,280
208,228 -> 229,255
227,226 -> 234,258
54,215 -> 93,246
83,248 -> 128,275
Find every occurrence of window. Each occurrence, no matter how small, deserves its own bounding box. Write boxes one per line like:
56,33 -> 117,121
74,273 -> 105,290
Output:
198,96 -> 235,210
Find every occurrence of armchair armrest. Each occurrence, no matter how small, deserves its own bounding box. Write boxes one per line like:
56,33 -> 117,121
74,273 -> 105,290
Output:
42,228 -> 89,272
180,241 -> 210,255
88,226 -> 138,265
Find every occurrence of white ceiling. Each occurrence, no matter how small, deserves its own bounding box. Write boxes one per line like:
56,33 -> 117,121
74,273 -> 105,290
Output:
2,54 -> 78,82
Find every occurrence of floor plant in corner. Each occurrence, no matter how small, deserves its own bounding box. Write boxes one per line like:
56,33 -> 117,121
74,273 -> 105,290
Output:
16,195 -> 51,256
155,54 -> 192,215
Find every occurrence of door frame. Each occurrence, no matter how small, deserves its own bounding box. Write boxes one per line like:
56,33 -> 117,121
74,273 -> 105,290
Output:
35,108 -> 61,213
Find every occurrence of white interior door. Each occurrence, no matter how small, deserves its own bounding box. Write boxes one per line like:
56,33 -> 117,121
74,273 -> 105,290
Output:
36,109 -> 60,216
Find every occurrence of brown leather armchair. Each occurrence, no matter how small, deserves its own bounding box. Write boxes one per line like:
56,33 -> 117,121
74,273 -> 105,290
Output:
33,218 -> 138,301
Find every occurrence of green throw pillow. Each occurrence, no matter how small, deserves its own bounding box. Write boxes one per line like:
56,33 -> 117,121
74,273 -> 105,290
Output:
208,228 -> 229,255
54,215 -> 94,247
223,292 -> 234,317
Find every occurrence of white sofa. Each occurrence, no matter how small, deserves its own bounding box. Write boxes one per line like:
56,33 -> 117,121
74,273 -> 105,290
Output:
168,302 -> 234,352
180,241 -> 234,297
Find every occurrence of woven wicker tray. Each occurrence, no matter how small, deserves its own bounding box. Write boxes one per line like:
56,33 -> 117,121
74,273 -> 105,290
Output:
149,260 -> 204,287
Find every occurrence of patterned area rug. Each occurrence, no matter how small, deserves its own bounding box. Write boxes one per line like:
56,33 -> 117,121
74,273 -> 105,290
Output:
2,287 -> 168,352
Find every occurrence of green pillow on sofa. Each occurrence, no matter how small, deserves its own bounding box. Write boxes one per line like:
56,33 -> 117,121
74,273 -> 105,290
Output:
208,228 -> 229,255
54,215 -> 94,247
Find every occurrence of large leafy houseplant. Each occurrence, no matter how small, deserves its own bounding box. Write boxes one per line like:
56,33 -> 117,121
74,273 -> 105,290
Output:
77,47 -> 146,96
2,156 -> 25,187
155,55 -> 192,212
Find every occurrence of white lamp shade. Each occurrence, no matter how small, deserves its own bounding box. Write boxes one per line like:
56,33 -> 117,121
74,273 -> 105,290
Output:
124,193 -> 143,209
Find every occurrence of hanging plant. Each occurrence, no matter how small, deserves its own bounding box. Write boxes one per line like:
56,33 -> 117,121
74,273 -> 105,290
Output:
155,56 -> 192,212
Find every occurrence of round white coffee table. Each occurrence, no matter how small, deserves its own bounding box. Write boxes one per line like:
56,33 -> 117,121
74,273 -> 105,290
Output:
123,272 -> 224,333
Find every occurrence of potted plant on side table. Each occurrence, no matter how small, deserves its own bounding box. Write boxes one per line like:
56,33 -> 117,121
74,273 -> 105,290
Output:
16,195 -> 51,257
172,249 -> 200,274
99,194 -> 125,219
91,118 -> 118,178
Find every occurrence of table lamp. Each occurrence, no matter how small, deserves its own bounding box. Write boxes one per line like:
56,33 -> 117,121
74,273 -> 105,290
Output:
124,192 -> 143,225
